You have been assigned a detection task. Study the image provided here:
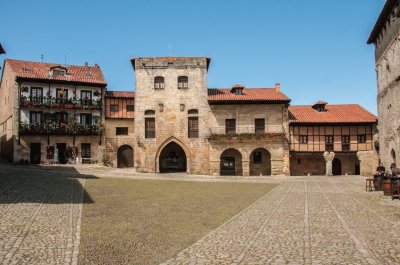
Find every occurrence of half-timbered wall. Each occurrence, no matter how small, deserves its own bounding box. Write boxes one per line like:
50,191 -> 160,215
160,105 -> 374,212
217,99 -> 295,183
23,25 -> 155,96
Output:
289,124 -> 374,152
105,97 -> 134,119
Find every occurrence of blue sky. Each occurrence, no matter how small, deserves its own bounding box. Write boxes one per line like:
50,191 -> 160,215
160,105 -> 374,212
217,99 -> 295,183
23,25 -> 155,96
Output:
1,0 -> 385,114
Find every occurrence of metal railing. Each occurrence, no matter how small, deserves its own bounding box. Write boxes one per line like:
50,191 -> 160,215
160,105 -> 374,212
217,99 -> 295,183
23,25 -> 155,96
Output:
20,96 -> 101,110
209,125 -> 283,134
19,123 -> 102,135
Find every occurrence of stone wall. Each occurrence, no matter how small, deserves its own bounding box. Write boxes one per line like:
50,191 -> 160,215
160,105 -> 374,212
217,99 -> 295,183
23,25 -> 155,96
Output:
105,118 -> 136,167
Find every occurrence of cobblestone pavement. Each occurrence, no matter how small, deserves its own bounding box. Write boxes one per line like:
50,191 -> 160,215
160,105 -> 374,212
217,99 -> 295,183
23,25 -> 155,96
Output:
1,163 -> 400,265
163,176 -> 400,265
0,165 -> 86,265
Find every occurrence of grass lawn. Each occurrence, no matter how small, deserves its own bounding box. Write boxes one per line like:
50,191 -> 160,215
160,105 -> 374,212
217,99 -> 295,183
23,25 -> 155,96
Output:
78,178 -> 276,265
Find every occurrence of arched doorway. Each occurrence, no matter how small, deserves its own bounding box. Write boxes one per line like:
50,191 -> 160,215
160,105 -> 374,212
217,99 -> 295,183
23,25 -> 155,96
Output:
117,145 -> 134,168
220,148 -> 242,176
159,142 -> 187,173
332,158 -> 342,176
250,148 -> 271,176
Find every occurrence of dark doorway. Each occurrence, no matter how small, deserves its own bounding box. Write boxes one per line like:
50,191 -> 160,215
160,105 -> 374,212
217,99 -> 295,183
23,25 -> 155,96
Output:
355,162 -> 360,175
56,143 -> 67,164
117,145 -> 134,168
220,157 -> 235,176
220,148 -> 243,176
159,142 -> 187,173
332,158 -> 342,176
30,143 -> 41,164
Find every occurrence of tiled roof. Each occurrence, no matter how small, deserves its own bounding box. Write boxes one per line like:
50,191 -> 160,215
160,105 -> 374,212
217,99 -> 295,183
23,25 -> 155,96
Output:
5,59 -> 107,85
208,88 -> 290,103
367,0 -> 398,44
106,91 -> 135,98
289,104 -> 377,124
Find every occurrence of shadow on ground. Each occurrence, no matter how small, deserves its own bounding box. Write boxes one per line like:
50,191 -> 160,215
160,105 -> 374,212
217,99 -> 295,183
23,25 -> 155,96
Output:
0,158 -> 96,204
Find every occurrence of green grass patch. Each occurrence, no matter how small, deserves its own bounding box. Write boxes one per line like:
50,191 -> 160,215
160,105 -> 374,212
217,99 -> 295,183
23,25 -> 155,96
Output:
79,178 -> 276,265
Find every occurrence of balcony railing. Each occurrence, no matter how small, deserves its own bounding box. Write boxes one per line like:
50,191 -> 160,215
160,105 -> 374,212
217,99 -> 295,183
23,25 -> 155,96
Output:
20,96 -> 101,110
209,125 -> 283,134
19,123 -> 102,135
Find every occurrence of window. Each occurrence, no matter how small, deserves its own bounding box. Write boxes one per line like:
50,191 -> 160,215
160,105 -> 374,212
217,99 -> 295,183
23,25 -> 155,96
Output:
110,104 -> 119,112
81,90 -> 92,105
55,112 -> 68,123
145,118 -> 155,138
127,105 -> 134,112
56,88 -> 68,103
178,76 -> 188,89
342,135 -> 350,151
253,151 -> 262,164
53,70 -> 65,76
81,143 -> 91,158
80,114 -> 92,126
116,127 -> 128,135
325,135 -> 334,151
154,76 -> 165,89
225,119 -> 236,134
188,117 -> 199,138
30,111 -> 42,125
255,118 -> 265,133
299,135 -> 308,144
357,134 -> 366,143
30,87 -> 43,103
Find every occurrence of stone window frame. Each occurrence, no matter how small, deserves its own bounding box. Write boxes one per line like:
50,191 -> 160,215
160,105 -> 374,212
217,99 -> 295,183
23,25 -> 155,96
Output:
154,76 -> 165,89
225,119 -> 236,134
254,118 -> 265,133
116,127 -> 128,135
178,76 -> 189,89
144,109 -> 156,139
81,143 -> 91,158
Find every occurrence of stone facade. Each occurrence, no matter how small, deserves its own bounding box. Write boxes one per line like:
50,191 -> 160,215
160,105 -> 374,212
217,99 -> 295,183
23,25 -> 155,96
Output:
369,1 -> 400,170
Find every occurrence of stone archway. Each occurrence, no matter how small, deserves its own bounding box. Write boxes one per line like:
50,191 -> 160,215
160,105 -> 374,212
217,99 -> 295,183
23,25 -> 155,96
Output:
117,145 -> 134,168
249,148 -> 271,176
157,141 -> 188,173
220,148 -> 243,176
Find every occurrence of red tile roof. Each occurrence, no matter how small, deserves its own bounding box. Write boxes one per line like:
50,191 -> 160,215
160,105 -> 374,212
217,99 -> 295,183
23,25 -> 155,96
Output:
289,104 -> 377,124
106,91 -> 135,98
5,59 -> 106,85
208,88 -> 290,103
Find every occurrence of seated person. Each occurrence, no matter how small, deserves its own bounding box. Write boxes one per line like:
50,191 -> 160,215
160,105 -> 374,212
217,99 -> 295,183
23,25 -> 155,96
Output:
390,163 -> 400,177
376,162 -> 385,176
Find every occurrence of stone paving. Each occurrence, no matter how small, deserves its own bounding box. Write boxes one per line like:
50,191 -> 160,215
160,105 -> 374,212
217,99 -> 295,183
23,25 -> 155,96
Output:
0,165 -> 86,265
163,176 -> 400,265
1,163 -> 400,265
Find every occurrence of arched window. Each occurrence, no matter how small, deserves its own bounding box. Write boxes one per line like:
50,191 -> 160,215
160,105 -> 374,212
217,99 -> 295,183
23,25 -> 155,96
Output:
178,76 -> 188,89
154,76 -> 165,89
188,109 -> 198,115
144,110 -> 155,116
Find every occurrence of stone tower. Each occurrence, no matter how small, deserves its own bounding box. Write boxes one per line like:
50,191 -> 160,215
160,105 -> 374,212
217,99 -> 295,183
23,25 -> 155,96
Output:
131,57 -> 211,173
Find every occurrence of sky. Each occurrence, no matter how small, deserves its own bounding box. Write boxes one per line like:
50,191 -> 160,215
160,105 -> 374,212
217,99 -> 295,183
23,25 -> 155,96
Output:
0,0 -> 385,114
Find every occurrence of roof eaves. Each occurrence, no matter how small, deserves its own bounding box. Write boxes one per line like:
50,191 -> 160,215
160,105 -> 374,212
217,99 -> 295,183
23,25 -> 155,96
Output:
367,0 -> 399,44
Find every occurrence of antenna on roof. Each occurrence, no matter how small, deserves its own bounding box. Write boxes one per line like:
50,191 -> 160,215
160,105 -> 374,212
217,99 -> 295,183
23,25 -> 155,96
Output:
41,54 -> 44,62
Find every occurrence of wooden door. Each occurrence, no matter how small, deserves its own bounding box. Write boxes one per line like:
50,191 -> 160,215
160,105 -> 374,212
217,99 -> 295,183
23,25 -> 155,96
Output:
332,158 -> 342,176
30,143 -> 41,164
117,145 -> 133,168
57,143 -> 67,164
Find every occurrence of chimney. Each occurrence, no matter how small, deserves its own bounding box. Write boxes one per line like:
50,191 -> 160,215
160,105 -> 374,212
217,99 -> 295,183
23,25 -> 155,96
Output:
275,83 -> 280,92
84,62 -> 88,67
94,63 -> 99,68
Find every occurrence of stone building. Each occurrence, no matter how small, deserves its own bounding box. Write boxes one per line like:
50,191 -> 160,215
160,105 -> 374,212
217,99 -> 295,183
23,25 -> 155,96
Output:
368,0 -> 400,168
104,91 -> 135,167
289,101 -> 377,176
117,56 -> 291,175
0,59 -> 107,164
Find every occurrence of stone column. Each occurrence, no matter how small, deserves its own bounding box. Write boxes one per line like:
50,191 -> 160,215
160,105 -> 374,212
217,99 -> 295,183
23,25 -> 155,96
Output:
323,151 -> 335,176
271,159 -> 283,175
242,160 -> 250,176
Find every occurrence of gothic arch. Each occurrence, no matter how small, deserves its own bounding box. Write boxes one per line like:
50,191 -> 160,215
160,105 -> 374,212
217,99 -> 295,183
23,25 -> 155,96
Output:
155,137 -> 190,173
